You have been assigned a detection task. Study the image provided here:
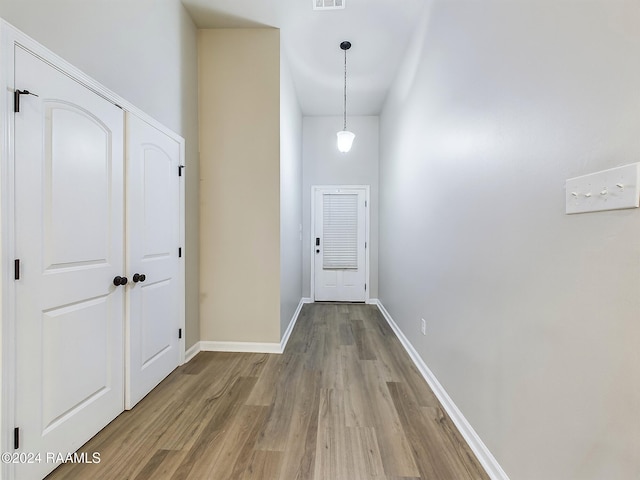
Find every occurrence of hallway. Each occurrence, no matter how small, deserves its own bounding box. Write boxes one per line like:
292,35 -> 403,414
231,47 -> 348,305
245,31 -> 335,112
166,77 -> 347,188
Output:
46,303 -> 488,479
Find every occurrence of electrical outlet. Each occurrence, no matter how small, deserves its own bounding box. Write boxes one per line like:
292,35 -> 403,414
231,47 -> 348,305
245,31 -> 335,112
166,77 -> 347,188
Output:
421,318 -> 426,335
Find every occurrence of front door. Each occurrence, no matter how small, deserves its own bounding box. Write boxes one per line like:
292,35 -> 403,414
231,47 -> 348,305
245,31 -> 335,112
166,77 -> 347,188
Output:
313,187 -> 368,302
14,46 -> 125,480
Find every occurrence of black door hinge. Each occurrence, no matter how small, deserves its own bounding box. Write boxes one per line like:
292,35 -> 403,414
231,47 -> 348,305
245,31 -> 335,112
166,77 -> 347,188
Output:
14,427 -> 19,450
178,328 -> 182,339
14,259 -> 20,280
14,89 -> 39,113
178,165 -> 185,177
365,283 -> 367,291
178,247 -> 182,258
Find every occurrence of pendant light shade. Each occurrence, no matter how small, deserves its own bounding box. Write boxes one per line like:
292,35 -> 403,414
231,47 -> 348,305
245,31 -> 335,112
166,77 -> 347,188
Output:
336,130 -> 355,153
337,40 -> 354,153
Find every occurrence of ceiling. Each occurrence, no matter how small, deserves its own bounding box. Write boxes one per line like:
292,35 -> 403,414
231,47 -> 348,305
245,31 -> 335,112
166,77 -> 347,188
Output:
182,0 -> 426,116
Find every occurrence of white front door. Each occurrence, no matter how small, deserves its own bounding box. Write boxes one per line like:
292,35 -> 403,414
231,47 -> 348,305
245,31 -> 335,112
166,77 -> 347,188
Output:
14,47 -> 124,480
125,113 -> 182,409
313,187 -> 368,302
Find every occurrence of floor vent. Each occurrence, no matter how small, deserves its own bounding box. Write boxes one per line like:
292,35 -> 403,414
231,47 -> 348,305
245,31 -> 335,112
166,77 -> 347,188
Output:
313,0 -> 345,10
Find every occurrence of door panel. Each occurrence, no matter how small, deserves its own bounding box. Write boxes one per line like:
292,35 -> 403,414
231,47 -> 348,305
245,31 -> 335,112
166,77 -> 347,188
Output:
140,280 -> 173,365
126,113 -> 181,409
45,105 -> 110,268
15,46 -> 124,480
42,297 -> 110,431
314,188 -> 367,302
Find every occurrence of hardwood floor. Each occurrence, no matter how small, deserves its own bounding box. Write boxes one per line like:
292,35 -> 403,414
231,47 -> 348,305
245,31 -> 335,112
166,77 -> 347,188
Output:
46,303 -> 489,480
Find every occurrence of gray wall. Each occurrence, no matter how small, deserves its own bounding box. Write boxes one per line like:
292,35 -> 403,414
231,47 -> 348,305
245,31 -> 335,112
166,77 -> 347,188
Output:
379,1 -> 640,479
280,53 -> 303,337
0,0 -> 200,348
302,116 -> 379,299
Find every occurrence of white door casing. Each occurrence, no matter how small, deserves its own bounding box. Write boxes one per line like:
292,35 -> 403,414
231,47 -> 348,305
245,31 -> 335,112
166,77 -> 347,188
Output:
126,113 -> 182,409
14,46 -> 125,480
313,186 -> 369,302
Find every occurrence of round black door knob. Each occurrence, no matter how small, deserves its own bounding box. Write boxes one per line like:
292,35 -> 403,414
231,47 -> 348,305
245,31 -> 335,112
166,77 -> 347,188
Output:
133,273 -> 147,283
113,276 -> 128,286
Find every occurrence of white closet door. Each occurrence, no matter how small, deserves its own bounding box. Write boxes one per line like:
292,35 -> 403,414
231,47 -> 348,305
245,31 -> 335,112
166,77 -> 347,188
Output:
14,47 -> 125,480
125,113 -> 181,409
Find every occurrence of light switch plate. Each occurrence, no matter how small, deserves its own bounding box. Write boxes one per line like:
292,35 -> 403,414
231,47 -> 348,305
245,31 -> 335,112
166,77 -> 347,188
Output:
565,163 -> 640,214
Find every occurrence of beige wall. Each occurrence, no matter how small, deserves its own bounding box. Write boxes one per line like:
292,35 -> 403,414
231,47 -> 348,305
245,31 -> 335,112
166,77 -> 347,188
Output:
199,29 -> 281,344
380,1 -> 640,479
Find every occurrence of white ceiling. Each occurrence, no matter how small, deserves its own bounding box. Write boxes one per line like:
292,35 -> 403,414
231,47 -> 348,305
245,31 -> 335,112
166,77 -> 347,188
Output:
182,0 -> 426,116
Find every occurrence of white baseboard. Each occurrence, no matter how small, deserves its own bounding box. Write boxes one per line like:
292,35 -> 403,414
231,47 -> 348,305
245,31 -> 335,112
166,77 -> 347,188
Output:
184,298 -> 312,359
199,341 -> 282,354
373,300 -> 510,480
185,340 -> 281,357
280,297 -> 313,351
184,342 -> 200,363
366,297 -> 379,305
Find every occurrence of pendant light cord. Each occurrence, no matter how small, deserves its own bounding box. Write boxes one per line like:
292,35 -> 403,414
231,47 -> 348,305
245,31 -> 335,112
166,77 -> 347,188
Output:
343,47 -> 347,131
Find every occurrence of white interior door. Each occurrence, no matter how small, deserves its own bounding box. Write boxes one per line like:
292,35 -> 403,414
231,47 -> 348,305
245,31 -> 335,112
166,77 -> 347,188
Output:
314,187 -> 367,302
125,113 -> 181,409
14,46 -> 124,480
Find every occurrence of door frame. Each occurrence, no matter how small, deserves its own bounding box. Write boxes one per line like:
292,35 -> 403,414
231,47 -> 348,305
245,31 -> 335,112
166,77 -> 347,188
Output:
311,185 -> 370,303
0,21 -> 186,480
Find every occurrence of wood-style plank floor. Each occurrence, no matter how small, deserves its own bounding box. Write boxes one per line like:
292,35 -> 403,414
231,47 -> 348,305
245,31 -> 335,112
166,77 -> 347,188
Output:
46,303 -> 489,480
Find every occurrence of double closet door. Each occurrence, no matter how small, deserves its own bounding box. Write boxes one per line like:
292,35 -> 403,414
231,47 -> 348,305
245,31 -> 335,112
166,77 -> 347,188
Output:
13,46 -> 183,480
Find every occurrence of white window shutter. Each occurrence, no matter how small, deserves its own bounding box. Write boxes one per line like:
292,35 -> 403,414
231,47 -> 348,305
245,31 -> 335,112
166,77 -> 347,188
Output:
323,193 -> 358,269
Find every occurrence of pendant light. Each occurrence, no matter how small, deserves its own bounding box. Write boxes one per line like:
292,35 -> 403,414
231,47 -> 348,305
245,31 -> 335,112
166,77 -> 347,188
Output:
336,40 -> 355,153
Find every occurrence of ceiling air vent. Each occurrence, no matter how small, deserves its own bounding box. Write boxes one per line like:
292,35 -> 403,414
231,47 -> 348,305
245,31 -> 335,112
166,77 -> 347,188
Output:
313,0 -> 345,10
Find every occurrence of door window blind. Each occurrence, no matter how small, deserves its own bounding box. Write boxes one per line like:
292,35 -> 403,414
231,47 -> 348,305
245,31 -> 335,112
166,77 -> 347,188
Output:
323,193 -> 358,269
